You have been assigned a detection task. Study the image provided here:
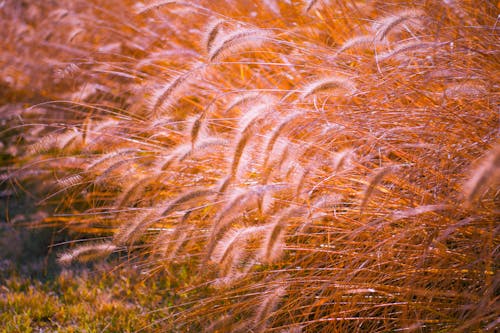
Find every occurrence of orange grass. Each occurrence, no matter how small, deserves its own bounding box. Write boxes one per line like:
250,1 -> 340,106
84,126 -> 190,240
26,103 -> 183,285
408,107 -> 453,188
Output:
2,0 -> 499,331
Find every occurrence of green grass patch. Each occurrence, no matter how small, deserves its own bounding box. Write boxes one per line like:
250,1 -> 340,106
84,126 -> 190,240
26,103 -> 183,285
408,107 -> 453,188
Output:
0,265 -> 177,333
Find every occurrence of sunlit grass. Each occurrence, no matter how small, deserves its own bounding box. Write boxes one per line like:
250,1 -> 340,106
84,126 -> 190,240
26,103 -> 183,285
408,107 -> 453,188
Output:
0,264 -> 177,332
1,0 -> 498,332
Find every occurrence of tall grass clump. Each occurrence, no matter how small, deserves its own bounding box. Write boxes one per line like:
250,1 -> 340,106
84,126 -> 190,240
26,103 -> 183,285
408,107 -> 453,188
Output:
3,0 -> 499,331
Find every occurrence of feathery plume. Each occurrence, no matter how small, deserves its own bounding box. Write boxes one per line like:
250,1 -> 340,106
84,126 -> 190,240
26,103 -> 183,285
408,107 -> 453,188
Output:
335,35 -> 375,56
331,148 -> 354,171
203,19 -> 226,54
260,207 -> 306,263
160,188 -> 216,217
190,115 -> 203,148
205,184 -> 287,262
87,149 -> 141,171
444,82 -> 488,99
304,0 -> 320,13
54,63 -> 80,79
135,1 -> 184,15
58,242 -> 117,265
231,102 -> 272,178
28,129 -> 81,154
300,76 -> 356,99
462,145 -> 500,204
392,204 -> 449,220
116,188 -> 215,244
374,9 -> 425,41
222,92 -> 266,115
253,282 -> 287,332
157,211 -> 194,264
208,29 -> 272,62
57,174 -> 84,189
360,165 -> 399,215
263,112 -> 303,169
180,138 -> 228,162
295,167 -> 310,198
150,64 -> 204,117
212,225 -> 267,277
377,41 -> 441,61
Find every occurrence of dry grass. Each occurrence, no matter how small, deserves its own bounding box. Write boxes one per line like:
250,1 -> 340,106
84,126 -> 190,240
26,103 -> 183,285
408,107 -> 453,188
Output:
2,0 -> 499,331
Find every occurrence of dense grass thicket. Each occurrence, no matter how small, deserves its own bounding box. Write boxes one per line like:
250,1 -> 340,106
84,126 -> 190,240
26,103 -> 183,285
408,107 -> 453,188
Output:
1,0 -> 499,332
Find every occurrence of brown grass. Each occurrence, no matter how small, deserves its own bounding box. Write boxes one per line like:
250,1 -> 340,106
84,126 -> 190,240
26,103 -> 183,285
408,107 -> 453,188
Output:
4,0 -> 499,331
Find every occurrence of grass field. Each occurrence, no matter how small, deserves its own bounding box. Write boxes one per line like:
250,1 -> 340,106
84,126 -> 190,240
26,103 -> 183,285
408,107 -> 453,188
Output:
1,263 -> 176,332
1,0 -> 498,332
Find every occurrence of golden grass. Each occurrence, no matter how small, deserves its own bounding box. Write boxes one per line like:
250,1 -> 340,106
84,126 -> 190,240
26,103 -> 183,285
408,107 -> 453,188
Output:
2,0 -> 499,331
